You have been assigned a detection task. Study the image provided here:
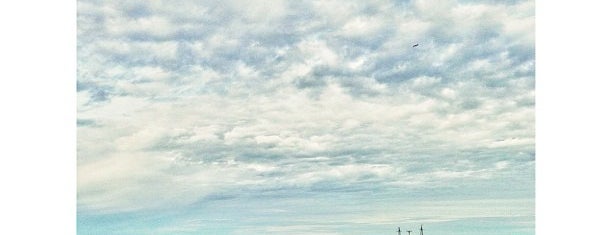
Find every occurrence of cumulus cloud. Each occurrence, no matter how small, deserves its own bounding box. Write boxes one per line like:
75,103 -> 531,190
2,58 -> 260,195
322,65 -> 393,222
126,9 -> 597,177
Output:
78,0 -> 534,233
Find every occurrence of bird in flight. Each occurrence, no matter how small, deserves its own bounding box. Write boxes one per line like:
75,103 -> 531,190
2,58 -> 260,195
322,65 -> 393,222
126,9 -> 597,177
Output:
412,43 -> 419,47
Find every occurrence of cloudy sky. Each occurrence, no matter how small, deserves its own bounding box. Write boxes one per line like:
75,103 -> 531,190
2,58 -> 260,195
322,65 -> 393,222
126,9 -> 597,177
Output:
77,0 -> 534,234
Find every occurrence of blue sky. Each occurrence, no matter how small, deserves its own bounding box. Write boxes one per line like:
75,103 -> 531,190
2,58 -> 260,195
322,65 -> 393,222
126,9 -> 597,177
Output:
77,0 -> 534,234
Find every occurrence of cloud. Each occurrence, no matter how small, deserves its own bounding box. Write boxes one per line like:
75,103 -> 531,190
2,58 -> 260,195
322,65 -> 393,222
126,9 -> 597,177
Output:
77,0 -> 534,233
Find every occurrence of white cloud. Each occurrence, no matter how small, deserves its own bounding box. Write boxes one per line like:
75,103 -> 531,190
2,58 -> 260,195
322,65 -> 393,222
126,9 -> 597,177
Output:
106,16 -> 177,38
339,16 -> 386,38
77,0 -> 534,232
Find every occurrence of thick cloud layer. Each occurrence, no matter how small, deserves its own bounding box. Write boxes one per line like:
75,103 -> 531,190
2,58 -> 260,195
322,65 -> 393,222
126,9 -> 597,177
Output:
77,0 -> 534,234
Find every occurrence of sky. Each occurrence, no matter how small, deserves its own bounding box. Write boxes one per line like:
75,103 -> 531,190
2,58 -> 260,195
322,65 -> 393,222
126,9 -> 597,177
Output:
77,0 -> 534,234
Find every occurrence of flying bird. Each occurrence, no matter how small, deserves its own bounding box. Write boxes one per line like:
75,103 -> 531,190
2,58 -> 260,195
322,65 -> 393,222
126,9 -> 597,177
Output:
412,43 -> 419,47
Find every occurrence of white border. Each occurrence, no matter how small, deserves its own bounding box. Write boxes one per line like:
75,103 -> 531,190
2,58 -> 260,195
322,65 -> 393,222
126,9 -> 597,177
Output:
0,1 -> 76,234
537,1 -> 612,234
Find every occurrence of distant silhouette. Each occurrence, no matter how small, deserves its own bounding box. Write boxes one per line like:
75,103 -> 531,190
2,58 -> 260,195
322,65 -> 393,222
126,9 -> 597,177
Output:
397,227 -> 402,235
420,225 -> 424,235
406,230 -> 412,235
412,43 -> 419,47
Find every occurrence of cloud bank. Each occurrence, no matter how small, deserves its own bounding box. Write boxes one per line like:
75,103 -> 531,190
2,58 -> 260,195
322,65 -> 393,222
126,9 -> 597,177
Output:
77,0 -> 534,234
